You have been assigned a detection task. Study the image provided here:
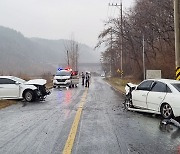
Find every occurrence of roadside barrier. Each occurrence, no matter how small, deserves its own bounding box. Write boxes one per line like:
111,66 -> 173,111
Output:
176,67 -> 180,80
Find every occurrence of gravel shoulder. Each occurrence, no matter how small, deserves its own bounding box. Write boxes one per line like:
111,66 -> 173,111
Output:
104,77 -> 140,93
0,100 -> 17,109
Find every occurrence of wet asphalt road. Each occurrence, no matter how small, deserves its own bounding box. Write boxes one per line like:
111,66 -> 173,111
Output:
0,77 -> 180,154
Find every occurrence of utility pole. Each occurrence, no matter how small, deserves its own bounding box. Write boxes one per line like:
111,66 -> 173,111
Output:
174,0 -> 180,80
109,0 -> 123,78
142,35 -> 145,80
75,44 -> 78,71
110,27 -> 113,76
67,50 -> 70,67
120,1 -> 123,78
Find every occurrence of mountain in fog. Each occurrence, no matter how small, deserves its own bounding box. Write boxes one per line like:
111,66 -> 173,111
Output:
0,26 -> 100,75
30,38 -> 100,64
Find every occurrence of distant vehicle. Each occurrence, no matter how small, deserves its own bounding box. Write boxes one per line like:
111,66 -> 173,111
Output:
101,74 -> 105,77
124,79 -> 180,119
0,76 -> 50,102
53,69 -> 79,88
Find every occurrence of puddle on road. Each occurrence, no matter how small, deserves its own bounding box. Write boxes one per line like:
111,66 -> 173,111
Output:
55,88 -> 73,105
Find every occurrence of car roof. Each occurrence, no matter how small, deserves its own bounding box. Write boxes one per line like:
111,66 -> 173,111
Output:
146,78 -> 180,84
0,76 -> 14,79
56,70 -> 69,72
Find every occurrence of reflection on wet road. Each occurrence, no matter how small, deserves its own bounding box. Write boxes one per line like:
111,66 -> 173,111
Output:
0,77 -> 180,154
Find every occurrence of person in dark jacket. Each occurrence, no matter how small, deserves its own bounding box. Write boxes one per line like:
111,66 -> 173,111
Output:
85,72 -> 90,88
81,72 -> 85,85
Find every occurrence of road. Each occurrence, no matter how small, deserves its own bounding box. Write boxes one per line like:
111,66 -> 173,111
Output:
0,77 -> 180,154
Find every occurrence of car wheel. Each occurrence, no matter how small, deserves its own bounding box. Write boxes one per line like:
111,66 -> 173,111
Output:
124,98 -> 133,110
24,90 -> 35,102
160,103 -> 173,119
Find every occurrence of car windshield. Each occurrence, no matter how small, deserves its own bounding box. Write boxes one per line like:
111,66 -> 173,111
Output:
12,76 -> 26,83
56,71 -> 71,76
172,83 -> 180,92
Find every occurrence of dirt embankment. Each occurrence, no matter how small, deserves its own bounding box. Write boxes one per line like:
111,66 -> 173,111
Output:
0,100 -> 17,109
104,77 -> 140,93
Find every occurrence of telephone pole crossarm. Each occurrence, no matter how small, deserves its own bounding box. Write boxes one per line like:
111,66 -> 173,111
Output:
109,3 -> 121,7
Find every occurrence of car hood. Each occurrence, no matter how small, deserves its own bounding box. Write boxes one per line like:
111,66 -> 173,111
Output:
54,76 -> 70,80
25,79 -> 47,85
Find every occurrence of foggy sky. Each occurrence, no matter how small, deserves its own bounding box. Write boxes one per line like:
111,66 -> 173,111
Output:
0,0 -> 134,47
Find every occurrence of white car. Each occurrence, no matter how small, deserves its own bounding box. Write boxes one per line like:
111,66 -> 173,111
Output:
53,70 -> 79,88
0,76 -> 50,102
124,79 -> 180,118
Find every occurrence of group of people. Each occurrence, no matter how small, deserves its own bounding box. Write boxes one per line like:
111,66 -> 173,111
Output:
81,72 -> 90,88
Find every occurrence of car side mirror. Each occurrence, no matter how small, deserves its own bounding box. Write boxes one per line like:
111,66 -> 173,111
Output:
132,86 -> 136,91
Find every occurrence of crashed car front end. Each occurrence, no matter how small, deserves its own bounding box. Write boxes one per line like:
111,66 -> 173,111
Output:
25,79 -> 51,101
34,84 -> 50,100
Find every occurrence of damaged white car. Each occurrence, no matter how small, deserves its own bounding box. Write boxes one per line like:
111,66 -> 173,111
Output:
124,79 -> 180,119
0,76 -> 50,102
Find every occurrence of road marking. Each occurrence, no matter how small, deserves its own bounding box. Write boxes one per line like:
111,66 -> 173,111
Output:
63,89 -> 88,154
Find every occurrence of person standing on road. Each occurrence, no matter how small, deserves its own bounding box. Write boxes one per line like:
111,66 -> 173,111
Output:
81,72 -> 85,85
85,72 -> 90,88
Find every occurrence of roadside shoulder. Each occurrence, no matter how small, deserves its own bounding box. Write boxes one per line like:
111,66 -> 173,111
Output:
0,100 -> 17,110
104,77 -> 139,94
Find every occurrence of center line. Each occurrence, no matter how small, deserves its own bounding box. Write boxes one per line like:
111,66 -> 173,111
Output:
63,89 -> 88,154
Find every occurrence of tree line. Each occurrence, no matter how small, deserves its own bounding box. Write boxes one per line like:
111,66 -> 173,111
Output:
97,0 -> 175,79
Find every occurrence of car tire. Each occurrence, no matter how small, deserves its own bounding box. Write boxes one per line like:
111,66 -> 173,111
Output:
124,97 -> 133,110
160,103 -> 174,119
24,90 -> 35,102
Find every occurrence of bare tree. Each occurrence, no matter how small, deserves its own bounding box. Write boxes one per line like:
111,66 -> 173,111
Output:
97,0 -> 175,79
64,35 -> 79,71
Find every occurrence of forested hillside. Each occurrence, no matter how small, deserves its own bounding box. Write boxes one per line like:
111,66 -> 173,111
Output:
0,26 -> 99,75
97,0 -> 175,79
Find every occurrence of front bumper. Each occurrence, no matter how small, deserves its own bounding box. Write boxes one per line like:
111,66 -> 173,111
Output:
53,79 -> 71,86
34,86 -> 51,100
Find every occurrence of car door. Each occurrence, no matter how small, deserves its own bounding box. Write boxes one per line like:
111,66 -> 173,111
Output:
132,80 -> 154,109
0,78 -> 20,98
147,81 -> 170,111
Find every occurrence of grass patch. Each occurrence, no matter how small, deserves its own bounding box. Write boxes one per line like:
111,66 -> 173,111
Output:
0,100 -> 17,109
46,82 -> 53,89
105,77 -> 140,93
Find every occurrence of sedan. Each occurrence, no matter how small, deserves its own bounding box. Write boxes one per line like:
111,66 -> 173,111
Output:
124,79 -> 180,119
0,76 -> 50,102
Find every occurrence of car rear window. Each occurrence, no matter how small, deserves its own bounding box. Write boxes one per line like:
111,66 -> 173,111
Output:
172,84 -> 180,92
